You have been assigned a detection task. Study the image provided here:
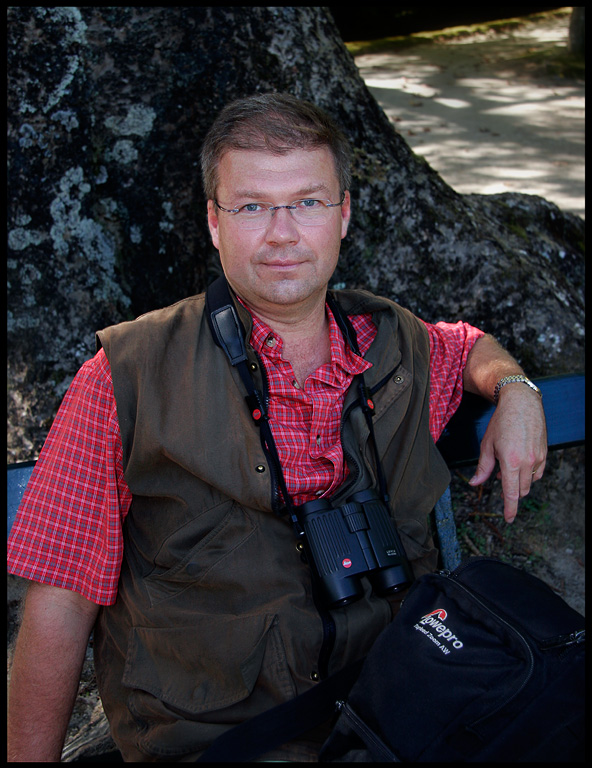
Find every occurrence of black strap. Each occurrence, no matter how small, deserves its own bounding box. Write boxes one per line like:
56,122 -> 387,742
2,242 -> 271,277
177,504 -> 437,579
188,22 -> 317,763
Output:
196,656 -> 364,762
205,277 -> 294,508
327,290 -> 390,503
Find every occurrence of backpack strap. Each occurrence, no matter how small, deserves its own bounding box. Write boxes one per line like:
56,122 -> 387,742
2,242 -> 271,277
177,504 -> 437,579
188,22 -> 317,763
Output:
196,656 -> 364,762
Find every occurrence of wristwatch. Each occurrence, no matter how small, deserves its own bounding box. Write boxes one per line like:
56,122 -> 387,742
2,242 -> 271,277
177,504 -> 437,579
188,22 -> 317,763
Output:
493,375 -> 542,404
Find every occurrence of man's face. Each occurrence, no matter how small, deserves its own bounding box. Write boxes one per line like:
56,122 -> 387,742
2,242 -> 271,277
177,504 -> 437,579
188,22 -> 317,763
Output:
207,147 -> 351,317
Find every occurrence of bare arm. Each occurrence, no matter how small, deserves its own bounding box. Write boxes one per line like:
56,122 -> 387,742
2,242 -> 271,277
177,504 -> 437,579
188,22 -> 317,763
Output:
7,581 -> 100,762
462,334 -> 547,523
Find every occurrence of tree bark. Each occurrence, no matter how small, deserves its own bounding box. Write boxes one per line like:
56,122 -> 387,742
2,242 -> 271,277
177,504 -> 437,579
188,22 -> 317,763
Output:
569,7 -> 585,56
7,6 -> 584,460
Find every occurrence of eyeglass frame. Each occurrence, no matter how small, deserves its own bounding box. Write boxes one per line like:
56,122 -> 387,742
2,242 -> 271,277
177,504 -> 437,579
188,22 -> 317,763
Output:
214,193 -> 346,226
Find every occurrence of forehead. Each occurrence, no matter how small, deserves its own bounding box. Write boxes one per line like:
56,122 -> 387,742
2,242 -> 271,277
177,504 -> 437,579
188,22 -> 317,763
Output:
216,147 -> 339,199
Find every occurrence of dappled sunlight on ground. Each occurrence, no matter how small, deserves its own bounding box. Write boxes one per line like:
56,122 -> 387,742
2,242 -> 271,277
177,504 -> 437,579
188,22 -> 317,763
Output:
355,12 -> 584,218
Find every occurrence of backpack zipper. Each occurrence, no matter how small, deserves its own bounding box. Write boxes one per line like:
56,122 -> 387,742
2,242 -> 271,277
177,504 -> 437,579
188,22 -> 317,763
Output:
334,700 -> 401,762
540,629 -> 585,650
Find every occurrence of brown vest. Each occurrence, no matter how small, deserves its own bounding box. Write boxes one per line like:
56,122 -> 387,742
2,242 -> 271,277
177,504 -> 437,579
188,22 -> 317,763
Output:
93,288 -> 450,761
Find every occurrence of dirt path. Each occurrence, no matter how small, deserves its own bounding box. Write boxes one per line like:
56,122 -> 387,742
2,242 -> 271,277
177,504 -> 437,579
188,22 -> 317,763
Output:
353,8 -> 584,219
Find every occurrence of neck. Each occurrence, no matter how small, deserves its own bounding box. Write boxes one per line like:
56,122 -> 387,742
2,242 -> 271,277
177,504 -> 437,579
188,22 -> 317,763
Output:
241,293 -> 332,385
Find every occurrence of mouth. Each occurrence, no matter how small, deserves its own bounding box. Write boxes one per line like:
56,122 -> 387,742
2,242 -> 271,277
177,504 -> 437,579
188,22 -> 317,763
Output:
255,248 -> 313,274
258,257 -> 309,273
264,261 -> 303,268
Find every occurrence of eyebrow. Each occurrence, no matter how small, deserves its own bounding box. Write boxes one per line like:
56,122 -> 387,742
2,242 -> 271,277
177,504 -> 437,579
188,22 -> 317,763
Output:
232,183 -> 333,200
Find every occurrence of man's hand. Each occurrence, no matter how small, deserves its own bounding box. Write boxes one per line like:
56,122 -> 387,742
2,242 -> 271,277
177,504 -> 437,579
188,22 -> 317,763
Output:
462,334 -> 548,523
469,383 -> 547,523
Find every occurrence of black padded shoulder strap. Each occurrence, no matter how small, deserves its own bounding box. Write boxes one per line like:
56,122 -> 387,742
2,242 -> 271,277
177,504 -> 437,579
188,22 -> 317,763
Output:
204,276 -> 298,520
205,275 -> 249,365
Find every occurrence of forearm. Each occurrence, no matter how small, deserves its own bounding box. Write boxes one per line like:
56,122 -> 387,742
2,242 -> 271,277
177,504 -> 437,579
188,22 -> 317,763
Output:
463,333 -> 526,401
8,582 -> 99,762
463,334 -> 547,522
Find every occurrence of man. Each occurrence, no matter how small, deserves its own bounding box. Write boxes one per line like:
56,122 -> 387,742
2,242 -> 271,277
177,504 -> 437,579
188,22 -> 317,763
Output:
8,93 -> 547,762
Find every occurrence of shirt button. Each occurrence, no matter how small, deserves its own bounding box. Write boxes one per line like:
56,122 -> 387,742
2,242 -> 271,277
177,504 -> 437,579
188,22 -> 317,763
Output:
292,379 -> 300,389
265,334 -> 276,347
316,434 -> 321,445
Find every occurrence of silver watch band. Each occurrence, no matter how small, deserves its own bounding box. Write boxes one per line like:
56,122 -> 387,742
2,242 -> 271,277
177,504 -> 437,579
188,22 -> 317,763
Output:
493,375 -> 542,404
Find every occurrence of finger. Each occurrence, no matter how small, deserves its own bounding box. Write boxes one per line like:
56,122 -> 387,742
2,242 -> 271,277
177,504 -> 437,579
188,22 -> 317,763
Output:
518,454 -> 547,498
530,459 -> 546,482
469,444 -> 496,487
500,468 -> 520,523
519,467 -> 536,500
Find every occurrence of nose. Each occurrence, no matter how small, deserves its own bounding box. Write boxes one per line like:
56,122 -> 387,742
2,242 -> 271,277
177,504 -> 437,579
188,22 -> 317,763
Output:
264,206 -> 300,245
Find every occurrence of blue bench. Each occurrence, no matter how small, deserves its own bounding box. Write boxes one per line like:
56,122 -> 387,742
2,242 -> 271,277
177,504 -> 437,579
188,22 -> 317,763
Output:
7,459 -> 36,539
7,374 -> 585,569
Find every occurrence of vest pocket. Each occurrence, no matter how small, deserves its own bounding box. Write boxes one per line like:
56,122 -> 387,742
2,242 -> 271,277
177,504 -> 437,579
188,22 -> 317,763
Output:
122,613 -> 294,757
123,613 -> 280,714
144,501 -> 258,607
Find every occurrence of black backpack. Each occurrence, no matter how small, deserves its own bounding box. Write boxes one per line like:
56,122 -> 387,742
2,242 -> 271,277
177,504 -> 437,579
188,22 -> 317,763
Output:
320,557 -> 585,762
199,558 -> 585,762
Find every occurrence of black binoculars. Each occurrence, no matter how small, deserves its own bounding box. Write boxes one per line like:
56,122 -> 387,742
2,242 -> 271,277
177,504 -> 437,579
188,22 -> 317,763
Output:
297,489 -> 413,608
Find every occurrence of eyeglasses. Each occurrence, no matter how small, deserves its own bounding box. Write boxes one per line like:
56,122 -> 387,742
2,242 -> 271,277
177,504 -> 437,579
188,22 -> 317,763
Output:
214,195 -> 345,230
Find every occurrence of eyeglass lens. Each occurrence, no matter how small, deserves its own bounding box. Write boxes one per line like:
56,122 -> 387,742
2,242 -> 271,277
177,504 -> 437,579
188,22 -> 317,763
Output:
228,200 -> 341,229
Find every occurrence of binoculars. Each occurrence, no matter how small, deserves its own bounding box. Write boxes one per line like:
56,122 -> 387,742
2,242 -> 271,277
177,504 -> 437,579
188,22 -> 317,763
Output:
297,489 -> 413,608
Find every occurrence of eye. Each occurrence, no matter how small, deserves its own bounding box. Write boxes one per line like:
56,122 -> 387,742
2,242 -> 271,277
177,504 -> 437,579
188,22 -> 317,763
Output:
296,199 -> 323,209
238,203 -> 266,214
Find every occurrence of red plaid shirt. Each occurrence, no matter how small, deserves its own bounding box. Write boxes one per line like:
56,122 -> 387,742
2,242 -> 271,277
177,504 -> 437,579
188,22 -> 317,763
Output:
7,307 -> 483,605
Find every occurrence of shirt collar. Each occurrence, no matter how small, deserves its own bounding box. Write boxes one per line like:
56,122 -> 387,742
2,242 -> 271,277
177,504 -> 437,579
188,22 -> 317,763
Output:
237,296 -> 372,379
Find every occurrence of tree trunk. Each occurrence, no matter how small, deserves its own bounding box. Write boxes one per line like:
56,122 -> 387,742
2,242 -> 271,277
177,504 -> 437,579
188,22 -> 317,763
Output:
7,6 -> 584,461
569,7 -> 585,56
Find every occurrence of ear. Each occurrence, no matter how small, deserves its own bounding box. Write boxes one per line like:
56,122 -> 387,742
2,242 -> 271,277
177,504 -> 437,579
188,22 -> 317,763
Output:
207,200 -> 220,250
340,191 -> 351,240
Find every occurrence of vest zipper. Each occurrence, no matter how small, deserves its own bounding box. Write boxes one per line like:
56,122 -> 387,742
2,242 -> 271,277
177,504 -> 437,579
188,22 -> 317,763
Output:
252,345 -> 336,680
316,603 -> 337,680
257,347 -> 403,681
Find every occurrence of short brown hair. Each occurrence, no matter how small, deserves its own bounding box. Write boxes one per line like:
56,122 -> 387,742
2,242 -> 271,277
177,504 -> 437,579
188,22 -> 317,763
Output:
200,92 -> 351,200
